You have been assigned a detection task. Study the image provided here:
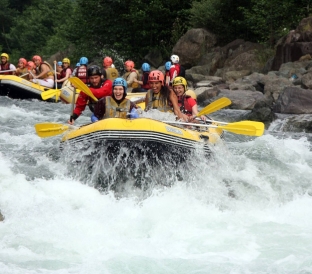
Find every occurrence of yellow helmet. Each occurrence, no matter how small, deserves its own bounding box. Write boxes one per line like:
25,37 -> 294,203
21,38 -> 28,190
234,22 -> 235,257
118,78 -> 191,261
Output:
1,53 -> 9,60
62,58 -> 70,65
172,76 -> 187,91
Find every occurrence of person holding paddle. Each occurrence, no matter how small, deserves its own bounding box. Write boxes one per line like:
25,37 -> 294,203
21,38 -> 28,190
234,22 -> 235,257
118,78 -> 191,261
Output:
0,53 -> 16,75
56,58 -> 72,89
145,70 -> 189,122
30,55 -> 54,88
68,65 -> 113,124
15,58 -> 29,79
172,76 -> 206,121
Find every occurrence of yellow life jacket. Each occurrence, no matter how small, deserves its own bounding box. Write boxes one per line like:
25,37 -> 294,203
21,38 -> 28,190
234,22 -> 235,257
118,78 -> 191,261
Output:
124,69 -> 139,88
104,96 -> 131,119
36,61 -> 54,78
145,89 -> 172,112
106,67 -> 119,81
18,67 -> 29,79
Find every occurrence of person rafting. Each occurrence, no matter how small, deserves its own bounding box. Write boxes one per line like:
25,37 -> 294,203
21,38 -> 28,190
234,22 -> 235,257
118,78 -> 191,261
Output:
15,58 -> 29,79
102,56 -> 118,81
132,62 -> 151,93
122,60 -> 139,92
68,65 -> 113,124
30,55 -> 54,88
0,53 -> 16,75
144,70 -> 189,121
56,58 -> 72,88
75,56 -> 88,84
92,77 -> 139,121
172,76 -> 206,121
164,61 -> 171,87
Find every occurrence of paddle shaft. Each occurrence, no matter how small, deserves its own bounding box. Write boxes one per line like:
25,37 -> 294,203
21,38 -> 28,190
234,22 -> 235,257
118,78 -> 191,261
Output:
0,69 -> 16,74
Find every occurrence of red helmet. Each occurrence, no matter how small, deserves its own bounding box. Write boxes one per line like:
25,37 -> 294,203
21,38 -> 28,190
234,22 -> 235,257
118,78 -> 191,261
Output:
32,55 -> 42,63
124,60 -> 134,69
103,56 -> 113,67
27,61 -> 35,68
19,58 -> 27,66
148,70 -> 164,85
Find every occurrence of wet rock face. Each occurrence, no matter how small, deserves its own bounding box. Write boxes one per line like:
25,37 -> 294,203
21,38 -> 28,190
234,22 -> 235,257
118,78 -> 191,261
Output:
0,211 -> 4,222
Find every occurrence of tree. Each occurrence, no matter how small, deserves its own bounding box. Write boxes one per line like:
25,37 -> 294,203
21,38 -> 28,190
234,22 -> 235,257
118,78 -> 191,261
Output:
69,0 -> 192,64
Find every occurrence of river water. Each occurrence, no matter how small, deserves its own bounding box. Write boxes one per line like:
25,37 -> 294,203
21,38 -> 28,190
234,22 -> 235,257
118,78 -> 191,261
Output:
1,96 -> 312,274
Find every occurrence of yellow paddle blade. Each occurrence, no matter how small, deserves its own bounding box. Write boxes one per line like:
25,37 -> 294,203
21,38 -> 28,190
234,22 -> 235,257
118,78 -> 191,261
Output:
69,77 -> 98,102
35,123 -> 70,138
232,120 -> 265,137
41,89 -> 61,100
197,97 -> 232,117
218,121 -> 264,136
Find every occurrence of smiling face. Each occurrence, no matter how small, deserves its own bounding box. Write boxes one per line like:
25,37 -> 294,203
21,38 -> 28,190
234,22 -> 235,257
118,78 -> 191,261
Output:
1,56 -> 7,65
173,84 -> 185,97
33,58 -> 41,67
113,86 -> 124,100
149,81 -> 162,94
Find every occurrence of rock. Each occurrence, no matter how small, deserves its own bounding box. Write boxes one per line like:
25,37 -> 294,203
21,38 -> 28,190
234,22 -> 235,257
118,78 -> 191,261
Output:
301,71 -> 312,89
218,89 -> 265,110
144,49 -> 163,68
272,16 -> 312,70
243,100 -> 274,125
172,28 -> 217,68
0,211 -> 4,222
282,114 -> 312,133
224,70 -> 251,82
263,77 -> 293,102
273,86 -> 312,114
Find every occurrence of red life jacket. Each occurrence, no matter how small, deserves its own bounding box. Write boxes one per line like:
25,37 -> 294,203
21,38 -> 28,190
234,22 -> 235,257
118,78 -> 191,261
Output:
60,67 -> 72,79
76,65 -> 88,84
0,63 -> 13,75
141,72 -> 150,89
169,95 -> 194,115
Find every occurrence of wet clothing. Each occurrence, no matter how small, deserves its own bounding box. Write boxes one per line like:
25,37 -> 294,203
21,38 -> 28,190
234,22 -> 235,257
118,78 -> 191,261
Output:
176,95 -> 197,115
71,79 -> 113,120
123,69 -> 139,91
145,89 -> 172,112
132,71 -> 150,93
94,96 -> 136,120
76,65 -> 88,84
105,67 -> 119,81
169,64 -> 180,84
0,63 -> 16,75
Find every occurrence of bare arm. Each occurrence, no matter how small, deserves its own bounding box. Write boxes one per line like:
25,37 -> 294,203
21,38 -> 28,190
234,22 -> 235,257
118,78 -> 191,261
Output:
169,90 -> 188,121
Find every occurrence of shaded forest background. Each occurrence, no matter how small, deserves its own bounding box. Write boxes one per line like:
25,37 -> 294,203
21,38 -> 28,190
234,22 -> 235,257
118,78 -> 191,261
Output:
0,0 -> 311,68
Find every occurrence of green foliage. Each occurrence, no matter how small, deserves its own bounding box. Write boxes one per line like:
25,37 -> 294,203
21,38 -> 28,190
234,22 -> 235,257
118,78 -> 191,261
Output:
3,0 -> 75,64
239,0 -> 306,45
69,0 -> 191,65
190,0 -> 251,44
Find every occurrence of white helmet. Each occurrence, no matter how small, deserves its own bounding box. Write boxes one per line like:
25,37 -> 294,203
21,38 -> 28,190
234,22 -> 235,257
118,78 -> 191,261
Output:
170,54 -> 179,64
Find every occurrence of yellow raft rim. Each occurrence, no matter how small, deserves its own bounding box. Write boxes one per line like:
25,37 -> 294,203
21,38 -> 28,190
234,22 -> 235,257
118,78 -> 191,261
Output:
60,117 -> 223,154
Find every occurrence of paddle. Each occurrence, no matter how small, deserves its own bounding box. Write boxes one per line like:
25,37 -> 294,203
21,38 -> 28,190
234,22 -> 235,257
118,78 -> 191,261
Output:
35,123 -> 76,138
53,60 -> 57,90
41,89 -> 61,100
197,97 -> 231,117
69,77 -> 98,102
0,69 -> 16,74
163,120 -> 264,136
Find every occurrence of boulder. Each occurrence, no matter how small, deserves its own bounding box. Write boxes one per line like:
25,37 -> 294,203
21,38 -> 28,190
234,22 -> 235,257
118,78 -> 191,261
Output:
282,114 -> 312,133
273,86 -> 312,114
217,89 -> 264,110
172,28 -> 217,68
